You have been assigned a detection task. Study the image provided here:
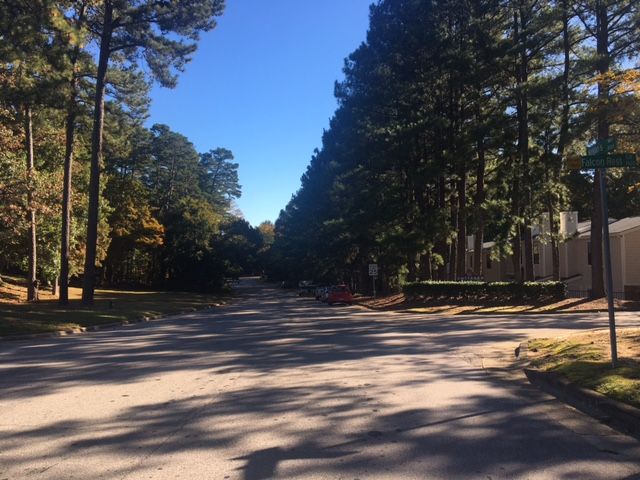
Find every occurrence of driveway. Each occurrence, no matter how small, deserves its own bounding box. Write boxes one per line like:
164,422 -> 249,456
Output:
1,278 -> 639,479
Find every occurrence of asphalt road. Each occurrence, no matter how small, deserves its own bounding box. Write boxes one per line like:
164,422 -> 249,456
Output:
2,278 -> 640,480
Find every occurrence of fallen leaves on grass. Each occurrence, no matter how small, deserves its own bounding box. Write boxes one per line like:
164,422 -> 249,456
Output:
0,276 -> 227,336
356,292 -> 640,314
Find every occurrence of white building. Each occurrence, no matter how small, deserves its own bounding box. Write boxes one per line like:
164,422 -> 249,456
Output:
466,212 -> 640,299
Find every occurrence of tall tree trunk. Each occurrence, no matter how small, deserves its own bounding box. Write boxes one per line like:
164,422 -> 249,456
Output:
456,163 -> 467,278
590,0 -> 609,298
591,174 -> 604,297
60,97 -> 76,305
516,5 -> 534,281
407,251 -> 418,282
449,181 -> 458,280
550,0 -> 571,281
60,4 -> 85,305
548,200 -> 560,280
82,1 -> 113,304
24,105 -> 38,302
473,140 -> 486,276
557,0 -> 571,158
523,226 -> 534,280
511,155 -> 522,283
419,250 -> 432,280
434,175 -> 448,280
512,225 -> 523,283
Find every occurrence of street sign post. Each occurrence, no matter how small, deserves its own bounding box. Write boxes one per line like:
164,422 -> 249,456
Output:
599,170 -> 618,368
368,263 -> 378,299
565,137 -> 640,368
563,137 -> 640,367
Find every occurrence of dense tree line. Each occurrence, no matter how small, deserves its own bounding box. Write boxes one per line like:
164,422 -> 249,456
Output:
269,0 -> 640,296
0,0 -> 269,301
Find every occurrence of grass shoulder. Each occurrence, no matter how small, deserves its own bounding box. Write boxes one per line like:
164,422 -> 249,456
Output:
0,275 -> 228,337
527,329 -> 640,409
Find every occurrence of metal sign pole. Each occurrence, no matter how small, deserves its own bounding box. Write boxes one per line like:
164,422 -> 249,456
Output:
598,168 -> 618,368
368,263 -> 378,299
567,137 -> 630,369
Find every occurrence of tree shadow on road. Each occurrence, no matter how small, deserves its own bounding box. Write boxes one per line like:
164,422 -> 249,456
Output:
2,380 -> 638,479
1,281 -> 639,478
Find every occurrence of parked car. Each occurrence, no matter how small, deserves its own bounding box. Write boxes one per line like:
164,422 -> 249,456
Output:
224,277 -> 239,286
326,285 -> 353,305
315,286 -> 327,300
298,280 -> 316,296
320,286 -> 331,302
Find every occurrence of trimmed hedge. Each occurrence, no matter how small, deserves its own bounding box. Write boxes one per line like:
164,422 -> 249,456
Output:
403,281 -> 566,302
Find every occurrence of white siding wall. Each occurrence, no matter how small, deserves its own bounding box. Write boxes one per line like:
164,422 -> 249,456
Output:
561,235 -> 626,294
625,229 -> 640,286
483,252 -> 502,282
565,238 -> 591,291
611,236 -> 624,294
533,240 -> 554,279
560,243 -> 569,279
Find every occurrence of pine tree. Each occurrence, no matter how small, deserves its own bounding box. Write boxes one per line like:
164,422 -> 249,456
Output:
81,0 -> 225,304
573,0 -> 640,297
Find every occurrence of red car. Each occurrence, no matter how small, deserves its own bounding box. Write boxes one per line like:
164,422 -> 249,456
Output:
326,285 -> 353,306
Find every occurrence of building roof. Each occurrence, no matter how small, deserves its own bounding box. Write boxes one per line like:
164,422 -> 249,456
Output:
483,241 -> 496,250
609,216 -> 640,235
577,221 -> 592,235
577,216 -> 640,239
467,241 -> 496,253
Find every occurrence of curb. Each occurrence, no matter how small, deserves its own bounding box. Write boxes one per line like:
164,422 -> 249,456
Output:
0,304 -> 224,343
353,301 -> 631,315
523,367 -> 640,440
457,309 -> 616,315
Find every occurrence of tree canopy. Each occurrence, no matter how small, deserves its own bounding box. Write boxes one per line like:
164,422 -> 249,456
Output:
268,0 -> 640,295
0,0 -> 273,298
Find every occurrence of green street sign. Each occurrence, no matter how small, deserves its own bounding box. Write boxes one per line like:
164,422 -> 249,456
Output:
581,153 -> 638,169
587,137 -> 617,156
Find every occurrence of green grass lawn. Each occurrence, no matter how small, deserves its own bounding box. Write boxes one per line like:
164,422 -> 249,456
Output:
528,330 -> 640,409
0,286 -> 228,337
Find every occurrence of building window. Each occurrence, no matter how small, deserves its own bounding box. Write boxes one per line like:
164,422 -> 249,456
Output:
588,242 -> 592,266
486,255 -> 492,270
533,245 -> 540,265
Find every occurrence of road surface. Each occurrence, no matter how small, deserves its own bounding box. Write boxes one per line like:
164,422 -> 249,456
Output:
1,278 -> 640,479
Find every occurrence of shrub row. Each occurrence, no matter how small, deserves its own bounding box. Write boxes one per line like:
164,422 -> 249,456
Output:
403,281 -> 566,302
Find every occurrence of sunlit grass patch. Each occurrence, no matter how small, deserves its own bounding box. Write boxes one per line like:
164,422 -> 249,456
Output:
528,329 -> 640,409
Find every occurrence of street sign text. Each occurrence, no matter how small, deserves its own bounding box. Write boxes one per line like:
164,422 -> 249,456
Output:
581,153 -> 637,169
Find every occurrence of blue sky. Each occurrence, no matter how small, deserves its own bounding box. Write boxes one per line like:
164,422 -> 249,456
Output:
148,0 -> 372,226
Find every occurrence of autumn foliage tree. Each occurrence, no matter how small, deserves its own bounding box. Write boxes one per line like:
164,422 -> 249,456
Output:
0,0 -> 272,300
